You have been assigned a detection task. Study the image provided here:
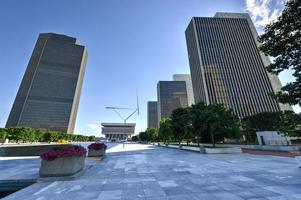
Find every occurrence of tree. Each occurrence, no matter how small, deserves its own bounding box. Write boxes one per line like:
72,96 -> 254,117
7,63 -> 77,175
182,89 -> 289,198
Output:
242,111 -> 301,138
158,118 -> 173,143
146,128 -> 158,142
190,103 -> 207,146
189,103 -> 240,147
22,127 -> 36,143
0,128 -> 7,143
48,131 -> 59,142
88,136 -> 96,142
138,131 -> 149,142
206,104 -> 240,147
258,0 -> 301,105
279,111 -> 301,137
242,112 -> 281,132
34,129 -> 45,142
170,107 -> 192,145
131,135 -> 139,142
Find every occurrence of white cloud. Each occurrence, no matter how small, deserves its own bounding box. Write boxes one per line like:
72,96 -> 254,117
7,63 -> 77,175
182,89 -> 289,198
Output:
86,123 -> 99,130
245,0 -> 285,27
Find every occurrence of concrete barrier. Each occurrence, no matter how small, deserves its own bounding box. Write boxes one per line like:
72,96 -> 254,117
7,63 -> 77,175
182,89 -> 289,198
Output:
39,155 -> 85,177
243,145 -> 301,151
205,147 -> 242,154
88,149 -> 105,157
158,144 -> 241,154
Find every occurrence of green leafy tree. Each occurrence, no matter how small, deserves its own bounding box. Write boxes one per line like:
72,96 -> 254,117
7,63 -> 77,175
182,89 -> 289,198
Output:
48,131 -> 59,142
279,111 -> 301,137
139,131 -> 149,142
42,132 -> 52,142
190,103 -> 207,146
170,107 -> 192,145
242,112 -> 281,132
205,104 -> 239,147
0,128 -> 7,143
131,135 -> 139,142
22,127 -> 36,143
258,0 -> 301,105
7,127 -> 21,142
242,111 -> 301,138
146,128 -> 158,142
158,118 -> 173,143
189,103 -> 239,147
88,136 -> 96,141
34,129 -> 45,142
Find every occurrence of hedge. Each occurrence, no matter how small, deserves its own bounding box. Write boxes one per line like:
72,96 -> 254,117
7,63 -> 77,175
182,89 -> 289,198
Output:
0,127 -> 96,143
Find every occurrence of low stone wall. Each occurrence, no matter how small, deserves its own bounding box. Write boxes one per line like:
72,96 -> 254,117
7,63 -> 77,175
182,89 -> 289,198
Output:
158,144 -> 241,154
242,145 -> 301,151
205,147 -> 242,154
0,144 -> 72,157
242,148 -> 300,157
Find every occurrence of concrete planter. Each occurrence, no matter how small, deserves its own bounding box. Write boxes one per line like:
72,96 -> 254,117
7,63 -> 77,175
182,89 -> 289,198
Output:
205,147 -> 242,154
295,156 -> 301,168
199,145 -> 206,154
88,149 -> 106,157
39,155 -> 85,177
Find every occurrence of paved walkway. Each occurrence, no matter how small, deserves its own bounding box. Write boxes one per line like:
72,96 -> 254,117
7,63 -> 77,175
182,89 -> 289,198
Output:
4,144 -> 301,200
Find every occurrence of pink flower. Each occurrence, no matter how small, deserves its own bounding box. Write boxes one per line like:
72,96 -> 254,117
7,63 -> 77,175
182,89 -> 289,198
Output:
88,143 -> 107,150
41,146 -> 87,161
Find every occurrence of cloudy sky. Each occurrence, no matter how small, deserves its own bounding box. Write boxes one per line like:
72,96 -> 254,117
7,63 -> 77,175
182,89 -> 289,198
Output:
0,0 -> 295,136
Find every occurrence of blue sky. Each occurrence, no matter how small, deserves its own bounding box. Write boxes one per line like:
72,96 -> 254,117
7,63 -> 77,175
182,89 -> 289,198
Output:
0,0 -> 296,136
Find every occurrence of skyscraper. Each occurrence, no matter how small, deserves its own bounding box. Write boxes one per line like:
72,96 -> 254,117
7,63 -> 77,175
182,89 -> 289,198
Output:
185,12 -> 291,119
172,74 -> 195,106
147,101 -> 158,129
6,33 -> 88,133
157,81 -> 188,123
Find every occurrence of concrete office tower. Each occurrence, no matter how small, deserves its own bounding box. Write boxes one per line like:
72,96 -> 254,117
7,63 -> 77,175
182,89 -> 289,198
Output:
6,33 -> 88,133
185,12 -> 291,119
157,81 -> 188,123
147,101 -> 158,129
173,74 -> 195,106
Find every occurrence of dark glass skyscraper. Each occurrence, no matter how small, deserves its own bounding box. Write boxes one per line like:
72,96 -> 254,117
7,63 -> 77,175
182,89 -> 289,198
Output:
185,12 -> 291,119
157,81 -> 188,123
6,33 -> 88,133
147,101 -> 158,129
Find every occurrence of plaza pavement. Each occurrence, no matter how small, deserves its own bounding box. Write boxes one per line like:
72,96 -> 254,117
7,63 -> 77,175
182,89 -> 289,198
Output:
3,143 -> 301,200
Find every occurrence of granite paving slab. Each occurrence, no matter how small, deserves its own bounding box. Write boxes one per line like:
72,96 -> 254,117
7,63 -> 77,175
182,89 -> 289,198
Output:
3,143 -> 301,200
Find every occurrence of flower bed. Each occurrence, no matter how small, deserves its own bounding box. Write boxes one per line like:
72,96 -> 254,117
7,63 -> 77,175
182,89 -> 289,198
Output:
41,146 -> 86,161
88,143 -> 107,157
39,146 -> 86,177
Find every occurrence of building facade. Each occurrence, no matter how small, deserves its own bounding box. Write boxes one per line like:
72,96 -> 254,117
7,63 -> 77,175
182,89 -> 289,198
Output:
185,12 -> 291,119
157,81 -> 188,123
6,33 -> 88,133
147,101 -> 158,129
101,123 -> 135,141
173,74 -> 195,106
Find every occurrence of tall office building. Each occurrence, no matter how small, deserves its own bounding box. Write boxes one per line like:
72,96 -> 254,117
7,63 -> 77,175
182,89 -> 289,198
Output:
147,101 -> 158,129
157,81 -> 188,123
185,12 -> 291,119
173,74 -> 195,106
6,33 -> 88,133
